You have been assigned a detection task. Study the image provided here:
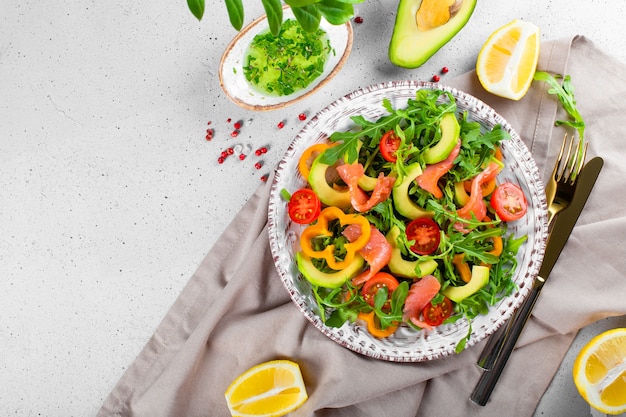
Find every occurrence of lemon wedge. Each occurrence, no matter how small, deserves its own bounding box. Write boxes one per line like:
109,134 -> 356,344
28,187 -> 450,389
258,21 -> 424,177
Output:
476,19 -> 540,100
572,328 -> 626,415
224,359 -> 308,417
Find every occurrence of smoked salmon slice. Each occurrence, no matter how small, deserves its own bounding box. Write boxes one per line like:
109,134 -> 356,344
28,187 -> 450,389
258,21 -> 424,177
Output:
336,163 -> 396,212
343,224 -> 392,286
402,275 -> 441,330
456,161 -> 501,228
417,140 -> 461,199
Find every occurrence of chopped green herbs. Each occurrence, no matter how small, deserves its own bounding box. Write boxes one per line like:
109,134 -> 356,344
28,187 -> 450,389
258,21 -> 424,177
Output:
243,19 -> 331,97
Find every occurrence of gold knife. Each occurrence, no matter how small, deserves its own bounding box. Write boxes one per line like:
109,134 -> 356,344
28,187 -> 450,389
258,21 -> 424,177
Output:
470,156 -> 604,406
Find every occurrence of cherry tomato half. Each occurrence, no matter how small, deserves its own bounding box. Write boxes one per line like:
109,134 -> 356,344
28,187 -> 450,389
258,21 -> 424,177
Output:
379,130 -> 401,162
421,297 -> 453,327
405,217 -> 441,255
287,188 -> 321,225
362,272 -> 399,312
490,182 -> 528,222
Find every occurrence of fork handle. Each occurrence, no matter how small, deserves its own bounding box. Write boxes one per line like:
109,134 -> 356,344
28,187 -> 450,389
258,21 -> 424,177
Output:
470,277 -> 544,405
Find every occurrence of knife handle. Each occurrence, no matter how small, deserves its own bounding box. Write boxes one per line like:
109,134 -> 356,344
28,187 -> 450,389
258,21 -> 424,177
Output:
476,275 -> 545,370
470,278 -> 544,406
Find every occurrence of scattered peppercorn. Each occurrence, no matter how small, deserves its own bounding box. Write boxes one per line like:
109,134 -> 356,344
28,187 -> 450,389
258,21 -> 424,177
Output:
233,121 -> 242,129
261,174 -> 269,182
298,113 -> 307,121
239,154 -> 246,160
354,16 -> 364,24
254,162 -> 263,170
441,66 -> 449,74
432,75 -> 440,82
277,121 -> 285,129
231,130 -> 239,137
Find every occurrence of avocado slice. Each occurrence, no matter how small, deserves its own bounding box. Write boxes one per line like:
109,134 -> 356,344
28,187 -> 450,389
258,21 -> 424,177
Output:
423,112 -> 460,164
392,162 -> 433,219
296,251 -> 365,288
308,156 -> 352,209
442,264 -> 489,302
389,0 -> 477,68
386,226 -> 438,278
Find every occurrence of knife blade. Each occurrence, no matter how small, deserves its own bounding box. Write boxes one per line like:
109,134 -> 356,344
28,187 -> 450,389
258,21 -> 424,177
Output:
470,156 -> 604,406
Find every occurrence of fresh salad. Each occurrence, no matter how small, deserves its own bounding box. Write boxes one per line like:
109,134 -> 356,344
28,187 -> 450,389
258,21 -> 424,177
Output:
284,89 -> 528,352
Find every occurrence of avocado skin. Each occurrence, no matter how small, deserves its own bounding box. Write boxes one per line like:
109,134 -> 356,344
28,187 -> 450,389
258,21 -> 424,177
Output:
389,0 -> 477,69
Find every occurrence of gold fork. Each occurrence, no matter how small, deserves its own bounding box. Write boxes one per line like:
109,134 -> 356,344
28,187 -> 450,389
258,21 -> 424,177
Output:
546,134 -> 589,227
475,133 -> 588,372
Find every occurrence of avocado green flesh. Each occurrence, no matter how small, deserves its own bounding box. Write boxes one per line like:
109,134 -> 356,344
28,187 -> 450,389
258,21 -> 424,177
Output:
389,0 -> 477,68
423,112 -> 461,164
296,252 -> 365,288
308,157 -> 352,209
386,226 -> 438,278
442,264 -> 489,302
392,162 -> 433,219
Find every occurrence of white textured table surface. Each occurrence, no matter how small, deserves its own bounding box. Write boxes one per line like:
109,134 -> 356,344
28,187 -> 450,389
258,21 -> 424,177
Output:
1,1 -> 624,415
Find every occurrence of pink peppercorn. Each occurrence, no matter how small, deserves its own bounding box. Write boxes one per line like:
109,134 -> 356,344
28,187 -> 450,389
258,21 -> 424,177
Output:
432,75 -> 440,82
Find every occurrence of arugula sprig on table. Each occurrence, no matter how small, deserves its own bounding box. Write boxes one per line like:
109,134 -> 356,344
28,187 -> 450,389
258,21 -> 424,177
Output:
533,71 -> 587,180
188,0 -> 362,36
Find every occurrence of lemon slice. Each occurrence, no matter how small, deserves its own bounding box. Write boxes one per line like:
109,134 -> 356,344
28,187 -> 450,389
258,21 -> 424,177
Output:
572,328 -> 626,415
476,19 -> 540,100
224,360 -> 308,417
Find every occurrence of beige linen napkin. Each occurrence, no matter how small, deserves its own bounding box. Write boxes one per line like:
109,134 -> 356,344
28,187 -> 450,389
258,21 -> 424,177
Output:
98,36 -> 626,417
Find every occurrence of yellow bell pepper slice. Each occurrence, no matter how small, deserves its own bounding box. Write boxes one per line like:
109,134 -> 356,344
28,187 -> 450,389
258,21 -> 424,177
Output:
300,206 -> 371,271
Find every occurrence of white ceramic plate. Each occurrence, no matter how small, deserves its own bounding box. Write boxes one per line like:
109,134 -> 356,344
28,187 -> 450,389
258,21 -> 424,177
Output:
219,7 -> 353,111
267,80 -> 548,362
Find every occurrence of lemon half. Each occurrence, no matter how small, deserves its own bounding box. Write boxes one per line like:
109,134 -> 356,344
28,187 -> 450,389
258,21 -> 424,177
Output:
224,359 -> 308,417
572,328 -> 626,415
476,19 -> 540,100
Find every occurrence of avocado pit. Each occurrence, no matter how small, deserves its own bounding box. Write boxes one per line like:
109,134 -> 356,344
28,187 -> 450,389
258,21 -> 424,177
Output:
416,0 -> 463,31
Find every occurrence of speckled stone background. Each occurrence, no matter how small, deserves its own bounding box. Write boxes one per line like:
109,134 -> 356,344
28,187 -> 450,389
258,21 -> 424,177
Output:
1,0 -> 624,415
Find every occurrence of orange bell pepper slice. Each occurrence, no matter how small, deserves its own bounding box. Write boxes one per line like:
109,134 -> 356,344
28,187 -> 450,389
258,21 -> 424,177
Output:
298,143 -> 335,180
358,311 -> 399,338
299,206 -> 371,270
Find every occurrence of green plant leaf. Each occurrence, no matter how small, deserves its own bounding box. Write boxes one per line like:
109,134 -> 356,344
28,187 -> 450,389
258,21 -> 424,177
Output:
187,0 -> 205,20
291,5 -> 322,32
285,0 -> 321,7
317,0 -> 354,24
225,0 -> 244,30
262,0 -> 284,36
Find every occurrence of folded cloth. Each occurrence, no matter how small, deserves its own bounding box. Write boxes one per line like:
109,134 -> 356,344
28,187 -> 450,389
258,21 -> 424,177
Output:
98,36 -> 626,417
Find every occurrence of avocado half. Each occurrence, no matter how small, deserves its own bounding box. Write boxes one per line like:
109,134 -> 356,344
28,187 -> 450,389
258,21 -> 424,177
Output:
389,0 -> 477,69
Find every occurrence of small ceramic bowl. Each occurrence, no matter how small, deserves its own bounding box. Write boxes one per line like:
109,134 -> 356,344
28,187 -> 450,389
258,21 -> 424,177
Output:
219,7 -> 353,111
